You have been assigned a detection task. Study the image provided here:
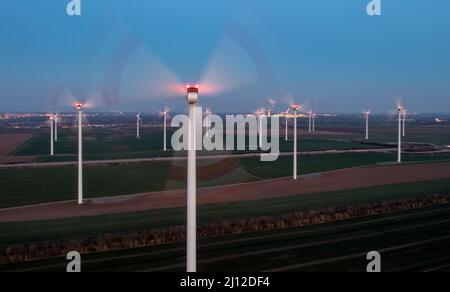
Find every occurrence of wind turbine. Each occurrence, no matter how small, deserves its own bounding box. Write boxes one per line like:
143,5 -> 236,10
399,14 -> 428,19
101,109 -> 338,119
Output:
284,108 -> 290,141
312,112 -> 317,132
161,109 -> 170,151
291,103 -> 301,180
136,113 -> 142,139
54,114 -> 59,142
49,114 -> 54,156
113,37 -> 274,272
204,108 -> 212,138
402,110 -> 406,137
186,84 -> 199,273
364,110 -> 370,140
397,105 -> 404,163
267,98 -> 277,118
76,103 -> 84,205
257,108 -> 265,148
308,111 -> 313,133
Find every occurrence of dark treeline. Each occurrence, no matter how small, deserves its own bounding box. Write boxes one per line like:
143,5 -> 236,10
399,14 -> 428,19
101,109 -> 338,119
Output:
1,193 -> 450,264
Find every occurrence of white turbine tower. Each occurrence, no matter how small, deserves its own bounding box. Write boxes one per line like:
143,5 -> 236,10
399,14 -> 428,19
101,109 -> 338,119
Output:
54,114 -> 59,142
284,108 -> 290,141
308,111 -> 313,133
257,108 -> 265,148
136,113 -> 142,139
402,111 -> 406,137
49,114 -> 54,156
76,103 -> 84,205
312,112 -> 317,132
186,84 -> 199,273
162,110 -> 169,151
397,105 -> 404,163
292,103 -> 301,180
204,108 -> 212,138
364,111 -> 370,140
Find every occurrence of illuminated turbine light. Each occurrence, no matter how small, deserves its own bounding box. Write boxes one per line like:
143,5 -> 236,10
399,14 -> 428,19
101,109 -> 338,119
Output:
187,84 -> 200,103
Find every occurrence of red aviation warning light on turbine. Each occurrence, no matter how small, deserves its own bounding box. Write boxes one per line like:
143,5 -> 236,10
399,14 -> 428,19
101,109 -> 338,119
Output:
187,84 -> 199,97
291,104 -> 301,111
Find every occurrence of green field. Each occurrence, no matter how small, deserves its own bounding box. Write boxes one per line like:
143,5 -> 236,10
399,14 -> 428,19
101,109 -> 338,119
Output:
12,128 -> 174,161
2,125 -> 450,272
9,125 -> 450,164
0,179 -> 449,248
11,127 -> 384,162
1,153 -> 449,208
359,126 -> 450,146
2,201 -> 450,272
241,153 -> 450,179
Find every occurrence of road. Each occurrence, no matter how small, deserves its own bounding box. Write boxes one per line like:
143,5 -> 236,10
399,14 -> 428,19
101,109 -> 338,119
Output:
0,148 -> 399,169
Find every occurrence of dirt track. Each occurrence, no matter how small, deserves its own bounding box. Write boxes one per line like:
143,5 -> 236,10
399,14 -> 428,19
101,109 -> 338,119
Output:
1,161 -> 450,223
0,134 -> 32,156
0,134 -> 35,164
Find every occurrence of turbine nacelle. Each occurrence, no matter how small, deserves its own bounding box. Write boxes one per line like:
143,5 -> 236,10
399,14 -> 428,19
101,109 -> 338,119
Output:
291,104 -> 301,111
75,103 -> 83,111
255,108 -> 267,116
187,85 -> 199,104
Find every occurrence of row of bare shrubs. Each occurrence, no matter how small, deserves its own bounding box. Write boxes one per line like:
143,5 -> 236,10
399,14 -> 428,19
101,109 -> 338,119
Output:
1,193 -> 450,264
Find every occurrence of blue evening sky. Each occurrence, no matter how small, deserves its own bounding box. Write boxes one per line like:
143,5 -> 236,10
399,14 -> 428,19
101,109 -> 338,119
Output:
0,0 -> 449,113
